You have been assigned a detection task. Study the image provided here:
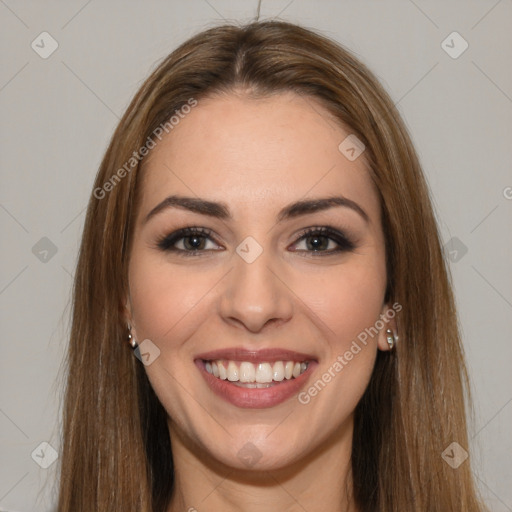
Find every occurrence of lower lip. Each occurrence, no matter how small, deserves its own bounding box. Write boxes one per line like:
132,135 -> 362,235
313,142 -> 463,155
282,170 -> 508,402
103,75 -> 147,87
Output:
195,360 -> 317,409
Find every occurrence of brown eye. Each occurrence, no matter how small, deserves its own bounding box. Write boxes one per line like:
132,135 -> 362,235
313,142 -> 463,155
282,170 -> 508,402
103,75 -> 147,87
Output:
291,227 -> 356,255
156,227 -> 221,256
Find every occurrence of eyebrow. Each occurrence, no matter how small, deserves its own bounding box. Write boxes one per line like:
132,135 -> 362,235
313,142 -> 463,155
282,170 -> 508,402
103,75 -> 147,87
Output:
143,194 -> 370,225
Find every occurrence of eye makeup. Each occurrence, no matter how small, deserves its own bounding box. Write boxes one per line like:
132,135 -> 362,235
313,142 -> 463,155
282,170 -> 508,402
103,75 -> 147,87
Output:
154,225 -> 357,257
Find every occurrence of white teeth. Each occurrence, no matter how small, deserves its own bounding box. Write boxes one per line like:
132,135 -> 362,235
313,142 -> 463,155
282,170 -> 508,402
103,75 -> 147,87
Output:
255,362 -> 273,383
227,361 -> 239,381
284,361 -> 294,380
239,361 -> 256,383
272,361 -> 285,382
233,381 -> 274,388
218,362 -> 227,380
205,359 -> 309,383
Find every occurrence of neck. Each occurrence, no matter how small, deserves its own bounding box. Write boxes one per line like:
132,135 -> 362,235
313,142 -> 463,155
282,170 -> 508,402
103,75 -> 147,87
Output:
166,416 -> 359,512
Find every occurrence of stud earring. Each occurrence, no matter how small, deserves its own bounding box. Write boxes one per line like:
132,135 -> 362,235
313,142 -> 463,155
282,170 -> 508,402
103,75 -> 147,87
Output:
127,326 -> 138,349
385,328 -> 396,351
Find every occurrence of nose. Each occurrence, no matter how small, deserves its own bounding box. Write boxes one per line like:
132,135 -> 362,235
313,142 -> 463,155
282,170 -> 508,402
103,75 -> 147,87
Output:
218,247 -> 294,334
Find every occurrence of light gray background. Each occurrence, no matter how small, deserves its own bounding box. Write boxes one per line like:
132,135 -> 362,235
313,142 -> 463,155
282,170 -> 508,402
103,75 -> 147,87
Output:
1,1 -> 511,511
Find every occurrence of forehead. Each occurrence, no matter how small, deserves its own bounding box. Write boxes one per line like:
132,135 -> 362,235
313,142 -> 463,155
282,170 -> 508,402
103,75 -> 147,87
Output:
139,92 -> 380,222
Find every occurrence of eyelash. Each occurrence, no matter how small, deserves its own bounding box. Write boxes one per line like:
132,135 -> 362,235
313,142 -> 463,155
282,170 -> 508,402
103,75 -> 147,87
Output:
155,226 -> 356,257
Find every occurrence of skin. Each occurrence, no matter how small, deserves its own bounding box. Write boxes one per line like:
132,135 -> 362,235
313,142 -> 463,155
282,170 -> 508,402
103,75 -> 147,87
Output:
124,91 -> 396,512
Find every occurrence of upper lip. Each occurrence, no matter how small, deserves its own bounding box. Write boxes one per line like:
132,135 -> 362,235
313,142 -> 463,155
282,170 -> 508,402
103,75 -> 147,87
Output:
195,347 -> 317,363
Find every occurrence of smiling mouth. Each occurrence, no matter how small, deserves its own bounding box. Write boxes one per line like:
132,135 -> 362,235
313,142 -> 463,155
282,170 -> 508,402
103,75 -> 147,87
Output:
202,359 -> 310,388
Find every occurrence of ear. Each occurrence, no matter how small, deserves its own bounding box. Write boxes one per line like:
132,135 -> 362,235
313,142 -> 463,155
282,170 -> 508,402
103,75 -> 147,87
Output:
121,294 -> 138,340
376,302 -> 399,352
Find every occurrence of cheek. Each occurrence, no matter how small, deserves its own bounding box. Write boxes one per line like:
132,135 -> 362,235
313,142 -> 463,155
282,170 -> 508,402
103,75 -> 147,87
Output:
128,253 -> 218,342
289,264 -> 385,436
294,259 -> 387,344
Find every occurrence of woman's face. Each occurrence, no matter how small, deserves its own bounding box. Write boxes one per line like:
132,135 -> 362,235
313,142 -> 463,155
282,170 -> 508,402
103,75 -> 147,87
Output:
126,91 -> 394,471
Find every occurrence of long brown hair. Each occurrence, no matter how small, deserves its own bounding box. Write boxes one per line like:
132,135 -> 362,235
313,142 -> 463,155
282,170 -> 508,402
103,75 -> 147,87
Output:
57,20 -> 487,511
